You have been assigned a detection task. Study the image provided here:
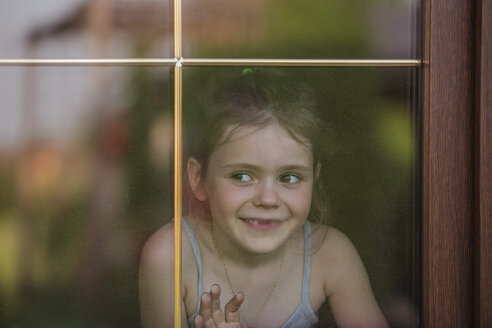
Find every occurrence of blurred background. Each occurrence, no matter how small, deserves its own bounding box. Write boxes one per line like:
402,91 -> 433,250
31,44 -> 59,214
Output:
0,0 -> 420,327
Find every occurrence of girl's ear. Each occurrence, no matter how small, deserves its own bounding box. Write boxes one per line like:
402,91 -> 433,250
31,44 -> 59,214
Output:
187,157 -> 207,201
315,162 -> 322,180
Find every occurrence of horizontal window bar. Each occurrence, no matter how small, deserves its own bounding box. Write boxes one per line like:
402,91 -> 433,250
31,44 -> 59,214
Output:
0,58 -> 421,67
0,58 -> 178,66
183,58 -> 421,67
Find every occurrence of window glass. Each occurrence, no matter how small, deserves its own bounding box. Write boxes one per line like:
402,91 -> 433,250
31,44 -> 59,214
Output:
0,1 -> 421,327
0,0 -> 171,59
0,66 -> 172,327
180,66 -> 418,327
183,0 -> 419,59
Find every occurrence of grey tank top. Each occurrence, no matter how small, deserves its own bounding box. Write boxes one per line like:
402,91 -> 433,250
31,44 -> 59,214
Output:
182,219 -> 319,328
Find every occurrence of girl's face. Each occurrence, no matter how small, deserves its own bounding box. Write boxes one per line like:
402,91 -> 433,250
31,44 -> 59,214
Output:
195,123 -> 315,255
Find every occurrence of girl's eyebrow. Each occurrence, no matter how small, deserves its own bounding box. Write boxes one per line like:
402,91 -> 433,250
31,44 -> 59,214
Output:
221,163 -> 312,172
220,163 -> 258,170
281,165 -> 312,172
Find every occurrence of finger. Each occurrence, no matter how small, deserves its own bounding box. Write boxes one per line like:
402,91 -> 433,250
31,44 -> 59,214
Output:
210,284 -> 221,313
224,292 -> 245,323
194,314 -> 204,328
210,284 -> 225,324
199,292 -> 215,328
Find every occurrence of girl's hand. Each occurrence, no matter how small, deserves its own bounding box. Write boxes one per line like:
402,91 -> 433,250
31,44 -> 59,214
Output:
194,284 -> 247,328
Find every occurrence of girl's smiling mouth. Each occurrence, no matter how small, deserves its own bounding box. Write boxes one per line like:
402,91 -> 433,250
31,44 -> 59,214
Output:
239,217 -> 286,231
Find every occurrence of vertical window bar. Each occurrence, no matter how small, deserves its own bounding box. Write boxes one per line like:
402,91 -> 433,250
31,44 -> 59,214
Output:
173,0 -> 183,327
174,60 -> 183,328
174,0 -> 182,58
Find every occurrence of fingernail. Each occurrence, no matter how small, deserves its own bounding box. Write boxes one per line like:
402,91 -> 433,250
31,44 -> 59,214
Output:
211,285 -> 219,293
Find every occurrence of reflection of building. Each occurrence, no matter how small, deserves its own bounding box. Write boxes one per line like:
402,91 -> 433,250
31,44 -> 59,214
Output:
25,0 -> 266,60
27,0 -> 171,59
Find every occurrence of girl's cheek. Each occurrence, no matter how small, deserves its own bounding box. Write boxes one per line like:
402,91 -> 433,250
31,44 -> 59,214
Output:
221,185 -> 251,201
211,182 -> 248,201
289,188 -> 313,213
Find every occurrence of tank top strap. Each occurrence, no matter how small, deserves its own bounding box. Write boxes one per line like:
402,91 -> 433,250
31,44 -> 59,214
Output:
181,218 -> 204,319
302,220 -> 312,303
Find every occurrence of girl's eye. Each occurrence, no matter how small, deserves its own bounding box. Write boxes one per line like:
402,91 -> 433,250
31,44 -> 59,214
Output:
279,174 -> 300,184
231,173 -> 253,183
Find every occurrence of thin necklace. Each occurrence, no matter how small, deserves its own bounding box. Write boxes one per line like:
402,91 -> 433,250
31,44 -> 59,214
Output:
211,225 -> 286,328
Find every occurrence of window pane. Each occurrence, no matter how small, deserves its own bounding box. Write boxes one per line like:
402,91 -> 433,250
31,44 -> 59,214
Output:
0,65 -> 172,327
0,0 -> 171,59
179,67 -> 418,327
183,0 -> 420,59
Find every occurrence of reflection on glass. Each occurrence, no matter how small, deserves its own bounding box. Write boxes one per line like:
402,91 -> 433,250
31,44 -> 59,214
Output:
183,0 -> 419,59
0,0 -> 171,59
0,66 -> 172,327
143,67 -> 416,327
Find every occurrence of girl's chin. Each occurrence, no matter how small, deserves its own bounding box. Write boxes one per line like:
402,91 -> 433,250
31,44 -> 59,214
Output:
239,235 -> 287,255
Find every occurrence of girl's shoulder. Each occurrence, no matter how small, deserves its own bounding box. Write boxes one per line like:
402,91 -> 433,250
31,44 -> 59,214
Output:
141,221 -> 175,269
140,220 -> 196,273
309,223 -> 389,327
310,222 -> 355,257
140,221 -> 199,327
309,223 -> 366,294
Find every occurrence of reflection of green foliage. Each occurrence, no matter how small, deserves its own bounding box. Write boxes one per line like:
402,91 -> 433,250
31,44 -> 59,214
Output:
0,163 -> 17,300
0,212 -> 20,301
125,67 -> 172,229
375,103 -> 413,165
9,287 -> 89,328
194,0 -> 373,58
0,166 -> 15,212
0,169 -> 93,325
267,0 -> 369,57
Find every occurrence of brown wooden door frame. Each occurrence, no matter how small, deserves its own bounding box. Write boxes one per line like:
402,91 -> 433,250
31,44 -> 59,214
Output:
423,0 -> 491,326
475,0 -> 492,326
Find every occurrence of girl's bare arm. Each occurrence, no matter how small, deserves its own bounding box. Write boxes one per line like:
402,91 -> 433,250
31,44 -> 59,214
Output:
139,224 -> 188,328
322,228 -> 389,328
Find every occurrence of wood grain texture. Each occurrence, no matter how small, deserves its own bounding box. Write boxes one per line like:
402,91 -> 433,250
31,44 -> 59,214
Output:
476,0 -> 492,326
423,0 -> 475,326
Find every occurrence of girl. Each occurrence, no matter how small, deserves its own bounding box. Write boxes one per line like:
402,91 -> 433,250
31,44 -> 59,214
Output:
139,70 -> 389,328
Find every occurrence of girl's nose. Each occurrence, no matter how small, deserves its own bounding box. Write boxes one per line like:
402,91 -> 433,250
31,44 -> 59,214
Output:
253,180 -> 280,208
